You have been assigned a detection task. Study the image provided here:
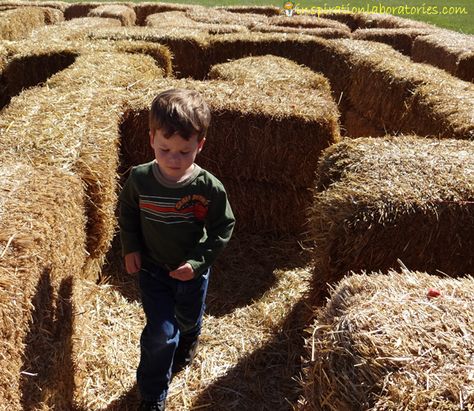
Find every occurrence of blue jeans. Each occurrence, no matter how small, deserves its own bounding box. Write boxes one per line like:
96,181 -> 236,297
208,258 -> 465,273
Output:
137,264 -> 210,402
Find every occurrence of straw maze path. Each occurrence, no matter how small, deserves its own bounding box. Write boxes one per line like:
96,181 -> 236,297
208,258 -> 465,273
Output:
0,2 -> 473,410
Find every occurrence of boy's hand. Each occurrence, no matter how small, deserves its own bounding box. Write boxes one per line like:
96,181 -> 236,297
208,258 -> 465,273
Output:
124,251 -> 141,274
169,263 -> 194,281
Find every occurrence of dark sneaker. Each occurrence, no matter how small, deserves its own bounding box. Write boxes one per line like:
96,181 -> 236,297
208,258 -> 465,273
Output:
172,336 -> 199,374
138,400 -> 165,411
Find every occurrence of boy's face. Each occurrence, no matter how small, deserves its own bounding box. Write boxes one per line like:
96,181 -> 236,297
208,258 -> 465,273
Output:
150,128 -> 205,182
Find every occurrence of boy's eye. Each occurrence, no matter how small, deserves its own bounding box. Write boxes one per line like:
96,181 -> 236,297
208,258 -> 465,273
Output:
180,151 -> 190,155
160,148 -> 169,152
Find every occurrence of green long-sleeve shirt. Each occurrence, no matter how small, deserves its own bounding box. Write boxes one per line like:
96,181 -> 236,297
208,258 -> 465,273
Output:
118,160 -> 235,277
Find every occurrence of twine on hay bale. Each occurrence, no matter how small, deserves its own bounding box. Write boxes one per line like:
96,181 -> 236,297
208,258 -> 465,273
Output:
352,28 -> 435,56
303,270 -> 474,410
412,31 -> 474,82
309,135 -> 474,287
0,7 -> 47,40
0,162 -> 86,410
208,54 -> 331,93
88,4 -> 136,26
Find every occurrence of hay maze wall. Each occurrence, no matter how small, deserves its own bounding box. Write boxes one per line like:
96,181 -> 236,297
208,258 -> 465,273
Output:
0,2 -> 473,410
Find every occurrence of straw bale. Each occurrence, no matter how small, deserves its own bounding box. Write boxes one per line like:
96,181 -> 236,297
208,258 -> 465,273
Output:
327,38 -> 474,139
0,162 -> 86,410
145,11 -> 248,35
304,270 -> 474,410
41,6 -> 64,24
249,24 -> 351,39
342,108 -> 386,137
45,51 -> 164,88
208,54 -> 331,93
133,2 -> 195,26
316,11 -> 359,31
356,12 -> 435,29
309,136 -> 474,286
78,233 -> 312,409
88,4 -> 136,27
64,2 -> 134,20
219,5 -> 281,16
412,31 -> 474,82
89,26 -> 210,78
63,16 -> 122,28
353,28 -> 434,56
186,6 -> 268,27
0,1 -> 67,11
0,85 -> 128,279
0,7 -> 46,40
122,76 -> 340,188
268,15 -> 350,31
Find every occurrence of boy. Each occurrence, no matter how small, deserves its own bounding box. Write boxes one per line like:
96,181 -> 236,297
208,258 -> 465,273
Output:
118,89 -> 235,411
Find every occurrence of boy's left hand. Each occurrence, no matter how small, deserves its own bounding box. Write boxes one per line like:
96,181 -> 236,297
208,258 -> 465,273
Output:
169,263 -> 195,281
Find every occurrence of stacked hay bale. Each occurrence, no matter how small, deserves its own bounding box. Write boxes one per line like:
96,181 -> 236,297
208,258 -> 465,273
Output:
88,4 -> 136,26
186,6 -> 268,28
133,1 -> 195,26
303,270 -> 474,410
308,136 -> 474,289
352,28 -> 435,55
0,7 -> 50,40
0,163 -> 86,410
0,48 -> 167,279
121,56 -> 340,235
63,1 -> 133,20
355,12 -> 436,30
412,31 -> 474,82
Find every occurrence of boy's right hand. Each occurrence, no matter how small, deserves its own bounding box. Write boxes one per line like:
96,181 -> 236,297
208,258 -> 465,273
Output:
124,251 -> 141,274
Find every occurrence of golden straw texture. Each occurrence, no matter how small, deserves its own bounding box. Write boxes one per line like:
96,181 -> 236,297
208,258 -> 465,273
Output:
88,4 -> 136,26
303,270 -> 474,410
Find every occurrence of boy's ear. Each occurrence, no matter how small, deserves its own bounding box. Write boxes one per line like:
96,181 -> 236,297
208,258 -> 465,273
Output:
149,129 -> 155,146
197,137 -> 206,153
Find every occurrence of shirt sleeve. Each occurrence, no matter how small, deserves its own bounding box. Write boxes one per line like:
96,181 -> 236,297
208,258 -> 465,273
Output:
185,184 -> 235,277
118,170 -> 143,256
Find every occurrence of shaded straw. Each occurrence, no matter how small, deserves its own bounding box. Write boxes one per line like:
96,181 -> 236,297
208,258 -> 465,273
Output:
0,7 -> 46,40
63,1 -> 134,20
412,31 -> 474,82
341,108 -> 386,137
309,135 -> 474,288
353,28 -> 435,56
133,1 -> 196,26
249,24 -> 351,39
0,162 -> 86,410
217,5 -> 281,16
303,270 -> 474,410
88,4 -> 136,26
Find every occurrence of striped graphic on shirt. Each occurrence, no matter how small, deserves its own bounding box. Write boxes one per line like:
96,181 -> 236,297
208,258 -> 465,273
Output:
139,194 -> 210,224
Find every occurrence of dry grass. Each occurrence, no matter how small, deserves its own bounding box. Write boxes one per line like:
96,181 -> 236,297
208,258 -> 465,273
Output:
309,135 -> 474,288
0,7 -> 46,40
303,270 -> 474,410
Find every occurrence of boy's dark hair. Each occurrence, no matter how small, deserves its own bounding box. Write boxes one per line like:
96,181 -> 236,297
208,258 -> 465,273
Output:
149,89 -> 211,142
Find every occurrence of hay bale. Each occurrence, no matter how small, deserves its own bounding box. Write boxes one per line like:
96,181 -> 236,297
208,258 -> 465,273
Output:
88,4 -> 136,26
353,28 -> 434,55
325,38 -> 474,139
316,11 -> 359,30
268,15 -> 350,31
304,270 -> 474,410
219,5 -> 281,16
122,76 -> 340,189
186,6 -> 268,27
0,162 -> 86,410
133,1 -> 195,25
0,1 -> 66,11
249,24 -> 351,39
64,1 -> 133,20
208,54 -> 331,93
90,26 -> 210,78
0,7 -> 46,40
41,6 -> 64,24
309,136 -> 474,286
412,31 -> 474,82
356,12 -> 435,29
63,16 -> 122,28
46,51 -> 164,88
